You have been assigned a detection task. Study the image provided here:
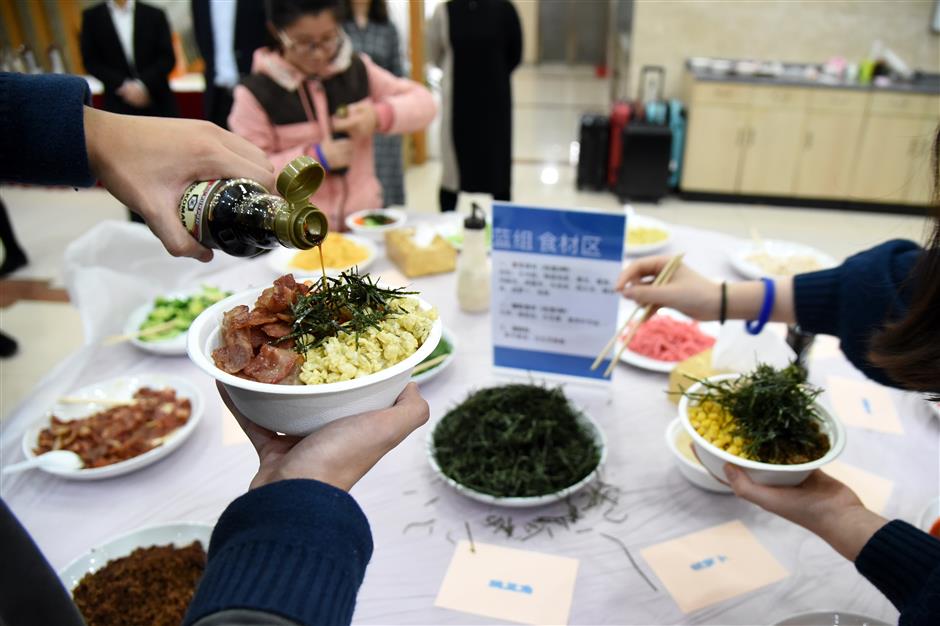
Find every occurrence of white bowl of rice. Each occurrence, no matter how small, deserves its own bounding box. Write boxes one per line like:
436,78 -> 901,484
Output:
188,282 -> 441,436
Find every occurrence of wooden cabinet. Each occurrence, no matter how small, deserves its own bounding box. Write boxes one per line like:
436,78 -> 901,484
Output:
738,106 -> 805,196
905,118 -> 939,205
794,111 -> 865,199
681,76 -> 939,206
852,92 -> 939,205
680,104 -> 747,193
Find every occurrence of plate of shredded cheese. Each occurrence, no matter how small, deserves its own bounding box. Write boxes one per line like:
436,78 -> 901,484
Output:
624,214 -> 673,256
730,240 -> 836,279
267,232 -> 377,278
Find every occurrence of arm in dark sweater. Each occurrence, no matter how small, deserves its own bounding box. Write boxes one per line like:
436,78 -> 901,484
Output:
185,479 -> 373,626
855,520 -> 940,626
793,239 -> 922,387
0,73 -> 95,187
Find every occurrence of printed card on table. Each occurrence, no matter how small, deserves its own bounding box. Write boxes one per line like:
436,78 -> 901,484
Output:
435,540 -> 579,625
825,375 -> 903,434
639,520 -> 788,614
822,460 -> 894,514
490,202 -> 626,384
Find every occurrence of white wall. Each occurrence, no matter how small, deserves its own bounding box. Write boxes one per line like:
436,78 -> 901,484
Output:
630,0 -> 940,99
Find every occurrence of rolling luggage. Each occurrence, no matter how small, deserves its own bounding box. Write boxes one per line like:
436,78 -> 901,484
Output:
576,113 -> 610,191
613,124 -> 672,202
607,101 -> 632,189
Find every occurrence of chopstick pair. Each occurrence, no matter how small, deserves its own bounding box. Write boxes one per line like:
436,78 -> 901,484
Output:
591,254 -> 685,378
103,320 -> 179,346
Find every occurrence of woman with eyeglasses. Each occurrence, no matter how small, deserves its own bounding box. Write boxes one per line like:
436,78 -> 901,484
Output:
228,0 -> 435,229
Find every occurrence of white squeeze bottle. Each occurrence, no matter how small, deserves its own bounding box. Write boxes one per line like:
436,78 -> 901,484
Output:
457,203 -> 491,312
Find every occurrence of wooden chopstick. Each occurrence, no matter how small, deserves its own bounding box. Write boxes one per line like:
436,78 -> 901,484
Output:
103,320 -> 180,346
591,253 -> 681,371
413,353 -> 449,375
593,254 -> 684,376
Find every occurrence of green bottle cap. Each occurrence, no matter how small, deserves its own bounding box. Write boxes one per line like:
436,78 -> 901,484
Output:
277,155 -> 325,206
274,205 -> 328,249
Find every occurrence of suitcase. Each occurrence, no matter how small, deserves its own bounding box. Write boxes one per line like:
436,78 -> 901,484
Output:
666,99 -> 686,189
607,101 -> 632,188
576,113 -> 610,191
613,124 -> 673,202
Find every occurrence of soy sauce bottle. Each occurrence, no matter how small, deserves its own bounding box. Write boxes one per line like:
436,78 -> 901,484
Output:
179,156 -> 328,257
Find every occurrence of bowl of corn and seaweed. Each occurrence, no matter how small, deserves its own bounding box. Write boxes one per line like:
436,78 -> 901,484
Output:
427,384 -> 607,507
678,366 -> 845,486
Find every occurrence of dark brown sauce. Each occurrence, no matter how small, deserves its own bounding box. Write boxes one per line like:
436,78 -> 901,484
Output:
317,244 -> 327,290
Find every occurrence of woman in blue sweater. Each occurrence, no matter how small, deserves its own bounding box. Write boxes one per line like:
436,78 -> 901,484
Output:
616,134 -> 940,625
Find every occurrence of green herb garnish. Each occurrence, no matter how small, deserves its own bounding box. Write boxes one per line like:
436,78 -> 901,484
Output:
433,384 -> 601,498
684,362 -> 829,464
284,269 -> 416,354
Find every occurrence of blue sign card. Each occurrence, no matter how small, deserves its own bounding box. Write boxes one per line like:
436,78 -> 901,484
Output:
491,203 -> 626,382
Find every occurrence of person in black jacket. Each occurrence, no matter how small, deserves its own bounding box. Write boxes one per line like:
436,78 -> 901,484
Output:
191,0 -> 269,129
427,0 -> 522,212
80,0 -> 178,118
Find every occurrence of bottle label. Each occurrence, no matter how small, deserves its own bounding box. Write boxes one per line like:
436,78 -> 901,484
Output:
179,180 -> 223,242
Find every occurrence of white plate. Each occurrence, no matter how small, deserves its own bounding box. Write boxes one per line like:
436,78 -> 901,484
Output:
618,308 -> 719,373
624,214 -> 674,256
344,208 -> 407,239
412,327 -> 456,385
266,234 -> 377,278
927,398 -> 940,420
730,240 -> 837,279
59,522 -> 212,593
774,612 -> 888,626
427,409 -> 607,508
21,374 -> 204,480
125,291 -> 200,357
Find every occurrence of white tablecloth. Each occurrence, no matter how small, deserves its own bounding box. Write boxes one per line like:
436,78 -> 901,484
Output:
2,220 -> 937,625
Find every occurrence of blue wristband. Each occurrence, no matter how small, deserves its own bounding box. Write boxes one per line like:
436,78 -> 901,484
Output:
745,277 -> 775,335
313,144 -> 331,173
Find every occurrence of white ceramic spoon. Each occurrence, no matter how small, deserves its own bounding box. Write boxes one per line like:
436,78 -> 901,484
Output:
3,450 -> 84,475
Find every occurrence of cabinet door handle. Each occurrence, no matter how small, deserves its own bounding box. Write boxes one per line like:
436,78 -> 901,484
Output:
804,132 -> 813,150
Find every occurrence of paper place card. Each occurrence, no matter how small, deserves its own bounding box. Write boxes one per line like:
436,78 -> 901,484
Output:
822,460 -> 893,515
640,520 -> 788,614
825,375 -> 903,434
435,540 -> 579,625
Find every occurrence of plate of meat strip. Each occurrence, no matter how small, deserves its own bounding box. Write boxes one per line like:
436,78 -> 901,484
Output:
21,374 -> 204,479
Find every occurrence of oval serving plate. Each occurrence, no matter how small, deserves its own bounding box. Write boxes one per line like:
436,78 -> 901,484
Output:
59,522 -> 213,593
266,234 -> 377,278
427,409 -> 607,508
730,239 -> 836,280
21,374 -> 204,480
618,308 -> 719,374
624,214 -> 674,257
412,327 -> 457,385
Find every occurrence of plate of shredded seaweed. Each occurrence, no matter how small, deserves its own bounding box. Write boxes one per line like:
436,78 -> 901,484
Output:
411,327 -> 456,384
428,384 -> 607,507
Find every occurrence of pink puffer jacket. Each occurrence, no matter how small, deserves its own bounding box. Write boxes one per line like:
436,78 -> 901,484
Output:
229,46 -> 436,229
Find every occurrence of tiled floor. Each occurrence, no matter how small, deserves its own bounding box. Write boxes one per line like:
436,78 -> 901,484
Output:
0,65 -> 930,419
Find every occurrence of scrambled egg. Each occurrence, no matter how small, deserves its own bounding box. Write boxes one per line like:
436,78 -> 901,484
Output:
299,298 -> 437,384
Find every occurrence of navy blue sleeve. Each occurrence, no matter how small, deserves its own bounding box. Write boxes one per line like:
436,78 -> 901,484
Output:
0,73 -> 95,187
855,520 -> 940,626
184,480 -> 373,626
793,239 -> 922,387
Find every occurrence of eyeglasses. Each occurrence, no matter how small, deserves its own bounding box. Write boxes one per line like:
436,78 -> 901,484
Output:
278,29 -> 341,56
